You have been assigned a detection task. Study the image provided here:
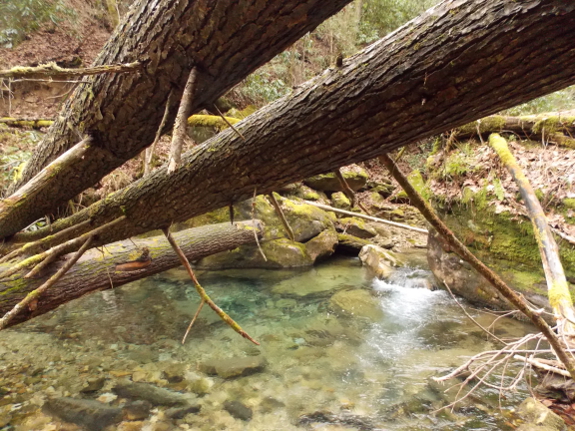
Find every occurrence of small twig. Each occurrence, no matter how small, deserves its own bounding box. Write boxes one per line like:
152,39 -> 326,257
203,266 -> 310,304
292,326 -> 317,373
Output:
268,193 -> 295,241
168,68 -> 198,173
162,227 -> 259,345
0,236 -> 93,330
145,90 -> 173,176
252,189 -> 267,261
214,104 -> 245,140
182,299 -> 205,344
443,280 -> 507,345
334,168 -> 357,208
514,355 -> 572,378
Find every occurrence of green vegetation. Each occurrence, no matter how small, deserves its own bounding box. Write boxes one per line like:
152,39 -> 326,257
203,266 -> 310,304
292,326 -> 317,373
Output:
234,0 -> 440,106
501,86 -> 575,115
0,0 -> 75,47
0,125 -> 39,195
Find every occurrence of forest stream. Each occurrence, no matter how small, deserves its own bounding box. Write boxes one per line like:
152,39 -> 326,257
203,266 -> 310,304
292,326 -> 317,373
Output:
0,254 -> 534,430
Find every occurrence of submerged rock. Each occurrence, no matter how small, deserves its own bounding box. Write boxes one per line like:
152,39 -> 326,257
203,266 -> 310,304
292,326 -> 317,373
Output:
113,381 -> 195,406
515,397 -> 566,431
298,410 -> 375,430
271,264 -> 362,298
80,377 -> 106,394
199,355 -> 266,379
42,397 -> 123,431
329,289 -> 384,321
223,400 -> 253,421
165,403 -> 201,419
122,400 -> 152,420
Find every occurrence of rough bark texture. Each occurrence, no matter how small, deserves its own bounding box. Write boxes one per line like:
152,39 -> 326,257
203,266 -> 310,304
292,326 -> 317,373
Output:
0,0 -> 352,237
17,0 -> 575,252
0,221 -> 261,327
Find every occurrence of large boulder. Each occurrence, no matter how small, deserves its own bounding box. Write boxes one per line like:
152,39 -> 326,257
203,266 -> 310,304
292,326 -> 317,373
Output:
336,217 -> 377,239
329,289 -> 384,321
358,245 -> 395,279
426,229 -> 553,318
195,196 -> 336,269
197,238 -> 314,269
336,233 -> 372,255
515,397 -> 566,431
304,165 -> 368,192
275,195 -> 336,242
305,228 -> 338,261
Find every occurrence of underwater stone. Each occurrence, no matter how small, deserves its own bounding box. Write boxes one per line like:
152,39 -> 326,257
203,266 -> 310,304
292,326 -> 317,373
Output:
329,289 -> 384,322
122,400 -> 152,420
200,355 -> 266,379
113,381 -> 195,406
224,400 -> 253,421
42,397 -> 123,431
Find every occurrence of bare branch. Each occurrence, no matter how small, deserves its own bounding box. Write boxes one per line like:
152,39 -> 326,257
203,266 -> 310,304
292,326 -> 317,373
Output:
0,62 -> 141,79
0,236 -> 93,330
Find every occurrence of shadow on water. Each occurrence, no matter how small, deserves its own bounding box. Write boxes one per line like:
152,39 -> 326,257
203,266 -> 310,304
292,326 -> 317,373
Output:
0,256 -> 534,430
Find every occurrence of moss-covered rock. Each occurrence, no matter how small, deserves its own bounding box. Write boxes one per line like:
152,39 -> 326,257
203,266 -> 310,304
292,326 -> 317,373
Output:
336,217 -> 377,239
427,230 -> 554,319
336,234 -> 372,256
390,170 -> 429,203
304,165 -> 368,192
305,228 -> 338,262
196,238 -> 313,269
275,195 -> 336,242
331,191 -> 351,210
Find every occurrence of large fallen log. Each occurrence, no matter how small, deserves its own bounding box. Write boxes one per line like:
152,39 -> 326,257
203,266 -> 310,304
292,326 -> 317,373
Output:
0,0 -> 352,236
5,0 -> 575,253
0,221 -> 261,327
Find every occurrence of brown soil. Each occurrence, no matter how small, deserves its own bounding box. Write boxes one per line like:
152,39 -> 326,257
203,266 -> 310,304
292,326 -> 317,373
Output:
0,0 -> 111,119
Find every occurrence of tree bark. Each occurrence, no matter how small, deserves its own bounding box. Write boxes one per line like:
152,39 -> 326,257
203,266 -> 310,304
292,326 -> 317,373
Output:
0,221 -> 262,327
489,134 -> 575,333
0,0 -> 352,237
8,0 -> 575,252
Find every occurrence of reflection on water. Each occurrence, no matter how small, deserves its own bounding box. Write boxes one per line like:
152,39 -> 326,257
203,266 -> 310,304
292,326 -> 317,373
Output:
0,256 -> 533,430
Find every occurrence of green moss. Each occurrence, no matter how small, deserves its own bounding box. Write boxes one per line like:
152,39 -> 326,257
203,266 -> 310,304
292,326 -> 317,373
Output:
441,205 -> 575,283
563,198 -> 575,210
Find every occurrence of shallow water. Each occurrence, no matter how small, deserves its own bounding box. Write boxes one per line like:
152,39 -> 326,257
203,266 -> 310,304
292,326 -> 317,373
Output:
0,255 -> 534,430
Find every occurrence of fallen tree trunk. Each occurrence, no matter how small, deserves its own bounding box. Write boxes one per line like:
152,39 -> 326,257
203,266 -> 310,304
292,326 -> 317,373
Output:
0,221 -> 261,327
490,134 -> 575,335
456,113 -> 575,148
0,0 -> 352,237
6,0 -> 575,253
